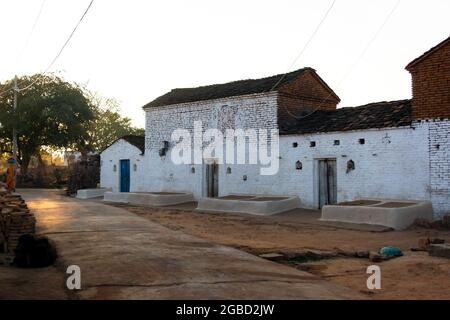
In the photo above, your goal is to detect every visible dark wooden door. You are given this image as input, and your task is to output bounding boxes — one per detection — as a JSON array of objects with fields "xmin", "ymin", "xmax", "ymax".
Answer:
[
  {"xmin": 318, "ymin": 159, "xmax": 337, "ymax": 208},
  {"xmin": 206, "ymin": 163, "xmax": 219, "ymax": 198}
]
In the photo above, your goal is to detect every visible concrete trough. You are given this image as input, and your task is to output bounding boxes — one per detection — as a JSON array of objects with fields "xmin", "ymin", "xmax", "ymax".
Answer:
[
  {"xmin": 196, "ymin": 194, "xmax": 300, "ymax": 215},
  {"xmin": 321, "ymin": 199, "xmax": 433, "ymax": 230},
  {"xmin": 76, "ymin": 188, "xmax": 111, "ymax": 199},
  {"xmin": 103, "ymin": 191, "xmax": 194, "ymax": 207}
]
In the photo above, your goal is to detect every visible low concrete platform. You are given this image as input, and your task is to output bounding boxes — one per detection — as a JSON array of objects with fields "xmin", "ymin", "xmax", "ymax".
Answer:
[
  {"xmin": 76, "ymin": 188, "xmax": 111, "ymax": 199},
  {"xmin": 196, "ymin": 194, "xmax": 301, "ymax": 215},
  {"xmin": 321, "ymin": 198, "xmax": 433, "ymax": 230},
  {"xmin": 103, "ymin": 191, "xmax": 194, "ymax": 207}
]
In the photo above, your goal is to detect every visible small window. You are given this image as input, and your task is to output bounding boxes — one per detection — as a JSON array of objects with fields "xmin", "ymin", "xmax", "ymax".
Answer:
[
  {"xmin": 310, "ymin": 141, "xmax": 316, "ymax": 147},
  {"xmin": 243, "ymin": 175, "xmax": 248, "ymax": 181},
  {"xmin": 191, "ymin": 167, "xmax": 195, "ymax": 174},
  {"xmin": 133, "ymin": 164, "xmax": 137, "ymax": 171},
  {"xmin": 113, "ymin": 164, "xmax": 117, "ymax": 172},
  {"xmin": 295, "ymin": 161, "xmax": 302, "ymax": 170},
  {"xmin": 334, "ymin": 140, "xmax": 340, "ymax": 146},
  {"xmin": 226, "ymin": 167, "xmax": 232, "ymax": 174},
  {"xmin": 293, "ymin": 142, "xmax": 298, "ymax": 148},
  {"xmin": 359, "ymin": 138, "xmax": 365, "ymax": 145}
]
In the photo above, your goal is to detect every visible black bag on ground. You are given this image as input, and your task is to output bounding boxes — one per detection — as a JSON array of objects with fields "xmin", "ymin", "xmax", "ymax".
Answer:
[{"xmin": 13, "ymin": 234, "xmax": 57, "ymax": 268}]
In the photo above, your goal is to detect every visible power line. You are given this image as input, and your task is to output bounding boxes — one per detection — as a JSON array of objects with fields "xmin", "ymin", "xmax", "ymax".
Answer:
[
  {"xmin": 18, "ymin": 0, "xmax": 95, "ymax": 92},
  {"xmin": 1, "ymin": 0, "xmax": 47, "ymax": 98},
  {"xmin": 6, "ymin": 0, "xmax": 95, "ymax": 171},
  {"xmin": 1, "ymin": 0, "xmax": 95, "ymax": 97},
  {"xmin": 336, "ymin": 0, "xmax": 401, "ymax": 90},
  {"xmin": 285, "ymin": 0, "xmax": 401, "ymax": 121},
  {"xmin": 16, "ymin": 0, "xmax": 47, "ymax": 71},
  {"xmin": 270, "ymin": 0, "xmax": 337, "ymax": 91}
]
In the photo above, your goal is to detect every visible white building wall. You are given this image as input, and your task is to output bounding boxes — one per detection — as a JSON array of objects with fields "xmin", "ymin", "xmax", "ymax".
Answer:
[
  {"xmin": 423, "ymin": 120, "xmax": 450, "ymax": 217},
  {"xmin": 100, "ymin": 139, "xmax": 145, "ymax": 192},
  {"xmin": 144, "ymin": 93, "xmax": 278, "ymax": 198},
  {"xmin": 134, "ymin": 94, "xmax": 449, "ymax": 217},
  {"xmin": 221, "ymin": 125, "xmax": 431, "ymax": 209}
]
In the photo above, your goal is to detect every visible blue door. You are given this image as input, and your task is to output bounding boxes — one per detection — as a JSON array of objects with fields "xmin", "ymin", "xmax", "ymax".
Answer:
[{"xmin": 120, "ymin": 159, "xmax": 130, "ymax": 192}]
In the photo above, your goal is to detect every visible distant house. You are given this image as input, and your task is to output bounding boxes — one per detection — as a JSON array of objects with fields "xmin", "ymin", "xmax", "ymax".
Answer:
[
  {"xmin": 100, "ymin": 36, "xmax": 450, "ymax": 216},
  {"xmin": 100, "ymin": 135, "xmax": 144, "ymax": 193}
]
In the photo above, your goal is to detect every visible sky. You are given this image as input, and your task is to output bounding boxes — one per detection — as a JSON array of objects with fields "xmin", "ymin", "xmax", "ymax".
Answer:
[{"xmin": 0, "ymin": 0, "xmax": 449, "ymax": 128}]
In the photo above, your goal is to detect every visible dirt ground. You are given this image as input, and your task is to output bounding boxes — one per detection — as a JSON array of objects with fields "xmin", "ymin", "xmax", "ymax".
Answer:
[
  {"xmin": 2, "ymin": 190, "xmax": 364, "ymax": 300},
  {"xmin": 115, "ymin": 203, "xmax": 450, "ymax": 300},
  {"xmin": 0, "ymin": 264, "xmax": 70, "ymax": 300}
]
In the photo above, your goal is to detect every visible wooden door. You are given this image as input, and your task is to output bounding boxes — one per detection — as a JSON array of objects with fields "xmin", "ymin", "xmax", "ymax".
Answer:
[
  {"xmin": 318, "ymin": 159, "xmax": 337, "ymax": 208},
  {"xmin": 206, "ymin": 162, "xmax": 219, "ymax": 198}
]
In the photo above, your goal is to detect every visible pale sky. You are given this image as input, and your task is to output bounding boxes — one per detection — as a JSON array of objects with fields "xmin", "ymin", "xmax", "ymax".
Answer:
[{"xmin": 1, "ymin": 0, "xmax": 449, "ymax": 128}]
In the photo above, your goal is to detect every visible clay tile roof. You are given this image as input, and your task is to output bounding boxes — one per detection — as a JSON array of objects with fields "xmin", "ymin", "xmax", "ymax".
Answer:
[
  {"xmin": 143, "ymin": 68, "xmax": 313, "ymax": 108},
  {"xmin": 279, "ymin": 99, "xmax": 412, "ymax": 135},
  {"xmin": 406, "ymin": 35, "xmax": 450, "ymax": 70},
  {"xmin": 120, "ymin": 135, "xmax": 145, "ymax": 153}
]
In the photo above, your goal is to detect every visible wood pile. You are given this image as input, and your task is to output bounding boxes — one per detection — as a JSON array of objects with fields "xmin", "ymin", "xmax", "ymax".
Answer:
[{"xmin": 0, "ymin": 191, "xmax": 36, "ymax": 254}]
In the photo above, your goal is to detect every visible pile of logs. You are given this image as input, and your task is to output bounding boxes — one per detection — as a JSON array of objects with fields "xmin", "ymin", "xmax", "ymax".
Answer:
[{"xmin": 0, "ymin": 191, "xmax": 36, "ymax": 254}]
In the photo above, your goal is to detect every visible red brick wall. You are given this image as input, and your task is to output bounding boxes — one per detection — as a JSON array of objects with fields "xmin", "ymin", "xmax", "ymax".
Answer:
[
  {"xmin": 408, "ymin": 40, "xmax": 450, "ymax": 119},
  {"xmin": 276, "ymin": 70, "xmax": 339, "ymax": 123}
]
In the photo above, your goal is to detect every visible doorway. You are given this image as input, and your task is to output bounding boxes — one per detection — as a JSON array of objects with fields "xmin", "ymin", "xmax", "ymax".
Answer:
[
  {"xmin": 205, "ymin": 162, "xmax": 219, "ymax": 198},
  {"xmin": 120, "ymin": 159, "xmax": 130, "ymax": 192},
  {"xmin": 318, "ymin": 159, "xmax": 337, "ymax": 208}
]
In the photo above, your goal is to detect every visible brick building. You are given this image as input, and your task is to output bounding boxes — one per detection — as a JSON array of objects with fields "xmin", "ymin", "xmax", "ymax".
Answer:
[
  {"xmin": 406, "ymin": 36, "xmax": 450, "ymax": 119},
  {"xmin": 407, "ymin": 36, "xmax": 450, "ymax": 215},
  {"xmin": 100, "ymin": 37, "xmax": 450, "ymax": 217}
]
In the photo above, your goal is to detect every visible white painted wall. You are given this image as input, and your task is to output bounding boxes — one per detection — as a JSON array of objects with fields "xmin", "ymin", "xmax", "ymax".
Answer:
[
  {"xmin": 102, "ymin": 124, "xmax": 432, "ymax": 209},
  {"xmin": 420, "ymin": 120, "xmax": 450, "ymax": 217},
  {"xmin": 100, "ymin": 139, "xmax": 145, "ymax": 192},
  {"xmin": 143, "ymin": 92, "xmax": 278, "ymax": 198},
  {"xmin": 220, "ymin": 125, "xmax": 431, "ymax": 208},
  {"xmin": 142, "ymin": 90, "xmax": 432, "ymax": 209},
  {"xmin": 98, "ymin": 92, "xmax": 449, "ymax": 218}
]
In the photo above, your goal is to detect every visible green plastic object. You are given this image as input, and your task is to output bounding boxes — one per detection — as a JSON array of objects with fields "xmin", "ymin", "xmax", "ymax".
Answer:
[{"xmin": 380, "ymin": 246, "xmax": 403, "ymax": 257}]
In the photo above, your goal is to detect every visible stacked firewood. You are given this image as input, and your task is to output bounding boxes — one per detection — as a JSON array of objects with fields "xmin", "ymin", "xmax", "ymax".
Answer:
[{"xmin": 0, "ymin": 191, "xmax": 36, "ymax": 254}]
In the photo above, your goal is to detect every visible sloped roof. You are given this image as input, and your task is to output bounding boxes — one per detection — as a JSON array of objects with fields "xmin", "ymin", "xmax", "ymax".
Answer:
[
  {"xmin": 121, "ymin": 135, "xmax": 145, "ymax": 153},
  {"xmin": 144, "ymin": 68, "xmax": 318, "ymax": 108},
  {"xmin": 406, "ymin": 36, "xmax": 450, "ymax": 70},
  {"xmin": 279, "ymin": 99, "xmax": 412, "ymax": 135},
  {"xmin": 101, "ymin": 135, "xmax": 145, "ymax": 154}
]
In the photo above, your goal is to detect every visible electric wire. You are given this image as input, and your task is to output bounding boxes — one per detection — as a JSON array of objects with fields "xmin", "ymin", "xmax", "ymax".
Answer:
[
  {"xmin": 16, "ymin": 0, "xmax": 47, "ymax": 71},
  {"xmin": 285, "ymin": 0, "xmax": 401, "ymax": 121},
  {"xmin": 18, "ymin": 0, "xmax": 95, "ymax": 92},
  {"xmin": 270, "ymin": 0, "xmax": 337, "ymax": 92}
]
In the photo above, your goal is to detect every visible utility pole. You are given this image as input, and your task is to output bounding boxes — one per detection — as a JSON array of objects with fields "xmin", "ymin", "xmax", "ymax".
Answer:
[
  {"xmin": 12, "ymin": 75, "xmax": 18, "ymax": 184},
  {"xmin": 12, "ymin": 75, "xmax": 18, "ymax": 158}
]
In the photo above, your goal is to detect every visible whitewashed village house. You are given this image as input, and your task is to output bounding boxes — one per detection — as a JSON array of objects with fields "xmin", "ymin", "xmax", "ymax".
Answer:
[
  {"xmin": 100, "ymin": 135, "xmax": 145, "ymax": 193},
  {"xmin": 100, "ymin": 37, "xmax": 450, "ymax": 217}
]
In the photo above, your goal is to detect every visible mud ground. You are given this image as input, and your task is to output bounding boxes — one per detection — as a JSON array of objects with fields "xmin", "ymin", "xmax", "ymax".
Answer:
[{"xmin": 117, "ymin": 204, "xmax": 450, "ymax": 300}]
